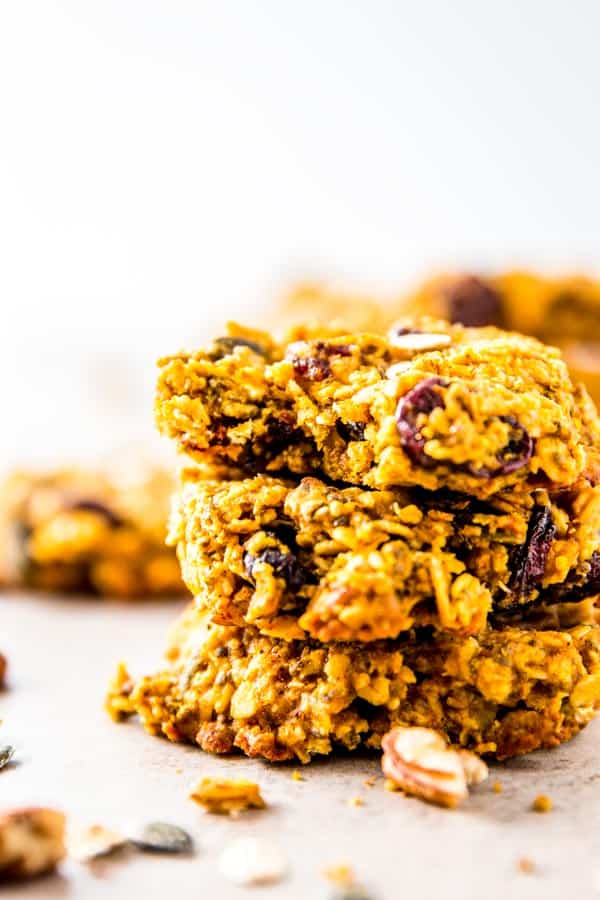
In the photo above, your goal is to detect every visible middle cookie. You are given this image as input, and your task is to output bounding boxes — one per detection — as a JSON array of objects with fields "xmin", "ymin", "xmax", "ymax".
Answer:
[{"xmin": 169, "ymin": 470, "xmax": 600, "ymax": 642}]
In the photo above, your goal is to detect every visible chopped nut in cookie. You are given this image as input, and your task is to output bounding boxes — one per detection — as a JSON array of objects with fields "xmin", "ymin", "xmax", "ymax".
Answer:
[{"xmin": 381, "ymin": 726, "xmax": 488, "ymax": 808}]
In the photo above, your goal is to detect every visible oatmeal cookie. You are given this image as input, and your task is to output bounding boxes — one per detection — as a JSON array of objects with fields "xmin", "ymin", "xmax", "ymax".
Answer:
[
  {"xmin": 106, "ymin": 604, "xmax": 600, "ymax": 763},
  {"xmin": 0, "ymin": 467, "xmax": 185, "ymax": 598},
  {"xmin": 156, "ymin": 322, "xmax": 599, "ymax": 497},
  {"xmin": 403, "ymin": 271, "xmax": 600, "ymax": 404},
  {"xmin": 168, "ymin": 469, "xmax": 600, "ymax": 641}
]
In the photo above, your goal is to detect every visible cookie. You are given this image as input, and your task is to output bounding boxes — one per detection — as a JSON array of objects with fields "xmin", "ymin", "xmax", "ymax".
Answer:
[{"xmin": 106, "ymin": 604, "xmax": 600, "ymax": 763}]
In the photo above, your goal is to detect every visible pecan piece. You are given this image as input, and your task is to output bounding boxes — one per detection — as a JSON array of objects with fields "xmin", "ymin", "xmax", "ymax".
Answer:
[
  {"xmin": 381, "ymin": 726, "xmax": 488, "ymax": 808},
  {"xmin": 0, "ymin": 807, "xmax": 66, "ymax": 880}
]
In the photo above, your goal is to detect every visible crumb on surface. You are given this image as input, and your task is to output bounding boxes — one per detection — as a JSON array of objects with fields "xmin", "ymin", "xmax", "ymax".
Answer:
[
  {"xmin": 189, "ymin": 776, "xmax": 265, "ymax": 815},
  {"xmin": 322, "ymin": 863, "xmax": 354, "ymax": 887},
  {"xmin": 493, "ymin": 781, "xmax": 503, "ymax": 794},
  {"xmin": 517, "ymin": 857, "xmax": 535, "ymax": 874},
  {"xmin": 348, "ymin": 796, "xmax": 364, "ymax": 807},
  {"xmin": 292, "ymin": 769, "xmax": 304, "ymax": 781},
  {"xmin": 532, "ymin": 794, "xmax": 553, "ymax": 813},
  {"xmin": 363, "ymin": 777, "xmax": 376, "ymax": 788}
]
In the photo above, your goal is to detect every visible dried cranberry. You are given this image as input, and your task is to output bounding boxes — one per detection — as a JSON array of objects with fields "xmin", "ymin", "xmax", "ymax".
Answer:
[
  {"xmin": 395, "ymin": 377, "xmax": 447, "ymax": 466},
  {"xmin": 243, "ymin": 545, "xmax": 305, "ymax": 592},
  {"xmin": 336, "ymin": 420, "xmax": 366, "ymax": 442},
  {"xmin": 211, "ymin": 336, "xmax": 267, "ymax": 358},
  {"xmin": 443, "ymin": 276, "xmax": 505, "ymax": 327},
  {"xmin": 548, "ymin": 551, "xmax": 600, "ymax": 604},
  {"xmin": 289, "ymin": 341, "xmax": 352, "ymax": 382},
  {"xmin": 397, "ymin": 380, "xmax": 533, "ymax": 478},
  {"xmin": 509, "ymin": 505, "xmax": 556, "ymax": 597},
  {"xmin": 470, "ymin": 416, "xmax": 533, "ymax": 478},
  {"xmin": 68, "ymin": 500, "xmax": 123, "ymax": 528}
]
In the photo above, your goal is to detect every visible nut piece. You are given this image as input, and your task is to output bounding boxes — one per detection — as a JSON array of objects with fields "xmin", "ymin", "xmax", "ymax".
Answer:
[
  {"xmin": 218, "ymin": 837, "xmax": 287, "ymax": 885},
  {"xmin": 67, "ymin": 824, "xmax": 127, "ymax": 862},
  {"xmin": 0, "ymin": 807, "xmax": 66, "ymax": 880},
  {"xmin": 381, "ymin": 726, "xmax": 488, "ymax": 808},
  {"xmin": 189, "ymin": 777, "xmax": 266, "ymax": 815},
  {"xmin": 129, "ymin": 821, "xmax": 193, "ymax": 854},
  {"xmin": 0, "ymin": 746, "xmax": 15, "ymax": 771},
  {"xmin": 388, "ymin": 329, "xmax": 452, "ymax": 354}
]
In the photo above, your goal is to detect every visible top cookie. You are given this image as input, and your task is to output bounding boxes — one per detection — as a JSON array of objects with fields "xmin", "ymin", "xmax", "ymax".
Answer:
[{"xmin": 156, "ymin": 320, "xmax": 600, "ymax": 498}]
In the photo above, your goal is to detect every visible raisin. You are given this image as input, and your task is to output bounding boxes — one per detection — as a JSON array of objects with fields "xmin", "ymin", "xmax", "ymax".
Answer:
[
  {"xmin": 509, "ymin": 505, "xmax": 556, "ymax": 597},
  {"xmin": 443, "ymin": 276, "xmax": 505, "ymax": 327},
  {"xmin": 289, "ymin": 341, "xmax": 352, "ymax": 382},
  {"xmin": 243, "ymin": 545, "xmax": 305, "ymax": 592},
  {"xmin": 68, "ymin": 500, "xmax": 123, "ymax": 528},
  {"xmin": 211, "ymin": 336, "xmax": 267, "ymax": 359},
  {"xmin": 336, "ymin": 420, "xmax": 366, "ymax": 442},
  {"xmin": 395, "ymin": 377, "xmax": 447, "ymax": 467},
  {"xmin": 264, "ymin": 413, "xmax": 298, "ymax": 454}
]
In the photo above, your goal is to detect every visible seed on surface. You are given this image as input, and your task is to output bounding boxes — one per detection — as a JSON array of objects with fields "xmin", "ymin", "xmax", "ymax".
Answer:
[
  {"xmin": 0, "ymin": 746, "xmax": 15, "ymax": 770},
  {"xmin": 130, "ymin": 821, "xmax": 193, "ymax": 854},
  {"xmin": 532, "ymin": 794, "xmax": 553, "ymax": 813},
  {"xmin": 68, "ymin": 824, "xmax": 127, "ymax": 862},
  {"xmin": 218, "ymin": 837, "xmax": 287, "ymax": 886}
]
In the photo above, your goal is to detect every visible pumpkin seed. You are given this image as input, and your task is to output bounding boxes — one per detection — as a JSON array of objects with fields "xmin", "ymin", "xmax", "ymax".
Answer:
[
  {"xmin": 130, "ymin": 821, "xmax": 193, "ymax": 854},
  {"xmin": 0, "ymin": 745, "xmax": 14, "ymax": 770}
]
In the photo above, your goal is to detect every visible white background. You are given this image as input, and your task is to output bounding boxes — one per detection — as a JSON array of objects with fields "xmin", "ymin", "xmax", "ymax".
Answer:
[{"xmin": 2, "ymin": 1, "xmax": 599, "ymax": 465}]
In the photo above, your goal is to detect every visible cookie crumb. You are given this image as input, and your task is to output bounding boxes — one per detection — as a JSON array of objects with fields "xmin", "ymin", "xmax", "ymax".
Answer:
[
  {"xmin": 348, "ymin": 796, "xmax": 364, "ymax": 807},
  {"xmin": 363, "ymin": 777, "xmax": 376, "ymax": 788},
  {"xmin": 323, "ymin": 863, "xmax": 354, "ymax": 887},
  {"xmin": 292, "ymin": 769, "xmax": 304, "ymax": 782},
  {"xmin": 532, "ymin": 794, "xmax": 552, "ymax": 813},
  {"xmin": 493, "ymin": 781, "xmax": 503, "ymax": 794},
  {"xmin": 517, "ymin": 857, "xmax": 535, "ymax": 874},
  {"xmin": 189, "ymin": 776, "xmax": 265, "ymax": 815}
]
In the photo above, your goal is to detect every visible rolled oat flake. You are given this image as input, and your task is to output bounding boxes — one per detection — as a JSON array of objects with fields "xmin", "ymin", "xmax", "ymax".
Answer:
[
  {"xmin": 0, "ymin": 745, "xmax": 14, "ymax": 770},
  {"xmin": 218, "ymin": 836, "xmax": 288, "ymax": 886},
  {"xmin": 130, "ymin": 821, "xmax": 193, "ymax": 853}
]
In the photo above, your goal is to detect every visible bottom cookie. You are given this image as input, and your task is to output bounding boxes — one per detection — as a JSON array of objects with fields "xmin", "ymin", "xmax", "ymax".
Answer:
[{"xmin": 106, "ymin": 604, "xmax": 600, "ymax": 762}]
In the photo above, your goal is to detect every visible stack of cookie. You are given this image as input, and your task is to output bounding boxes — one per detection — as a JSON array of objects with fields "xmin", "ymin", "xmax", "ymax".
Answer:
[{"xmin": 108, "ymin": 319, "xmax": 600, "ymax": 762}]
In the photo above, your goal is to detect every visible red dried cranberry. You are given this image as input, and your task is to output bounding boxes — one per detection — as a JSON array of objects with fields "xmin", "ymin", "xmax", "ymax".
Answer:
[
  {"xmin": 289, "ymin": 342, "xmax": 352, "ymax": 382},
  {"xmin": 243, "ymin": 545, "xmax": 305, "ymax": 592},
  {"xmin": 395, "ymin": 377, "xmax": 447, "ymax": 467},
  {"xmin": 509, "ymin": 505, "xmax": 556, "ymax": 596},
  {"xmin": 443, "ymin": 276, "xmax": 505, "ymax": 327}
]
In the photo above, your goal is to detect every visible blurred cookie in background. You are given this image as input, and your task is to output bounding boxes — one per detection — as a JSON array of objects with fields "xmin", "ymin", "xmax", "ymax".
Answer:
[
  {"xmin": 0, "ymin": 465, "xmax": 185, "ymax": 600},
  {"xmin": 402, "ymin": 271, "xmax": 600, "ymax": 405},
  {"xmin": 275, "ymin": 281, "xmax": 393, "ymax": 340}
]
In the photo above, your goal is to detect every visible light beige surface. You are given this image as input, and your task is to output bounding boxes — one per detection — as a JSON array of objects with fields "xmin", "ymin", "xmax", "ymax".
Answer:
[{"xmin": 1, "ymin": 593, "xmax": 599, "ymax": 899}]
